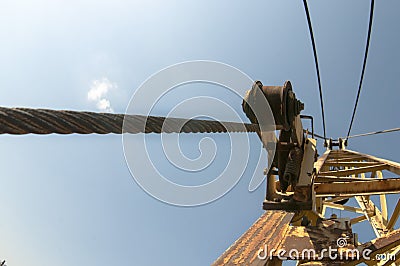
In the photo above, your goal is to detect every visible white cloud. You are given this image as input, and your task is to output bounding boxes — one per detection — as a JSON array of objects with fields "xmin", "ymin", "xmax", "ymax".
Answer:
[
  {"xmin": 96, "ymin": 98, "xmax": 112, "ymax": 110},
  {"xmin": 87, "ymin": 78, "xmax": 116, "ymax": 112}
]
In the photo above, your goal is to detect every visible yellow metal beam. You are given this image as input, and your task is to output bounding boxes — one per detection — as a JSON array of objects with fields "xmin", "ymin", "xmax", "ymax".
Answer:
[
  {"xmin": 345, "ymin": 150, "xmax": 400, "ymax": 175},
  {"xmin": 325, "ymin": 156, "xmax": 367, "ymax": 162},
  {"xmin": 319, "ymin": 164, "xmax": 388, "ymax": 177},
  {"xmin": 350, "ymin": 215, "xmax": 368, "ymax": 225},
  {"xmin": 323, "ymin": 202, "xmax": 364, "ymax": 214},
  {"xmin": 314, "ymin": 150, "xmax": 331, "ymax": 174},
  {"xmin": 323, "ymin": 196, "xmax": 351, "ymax": 203},
  {"xmin": 378, "ymin": 171, "xmax": 388, "ymax": 225},
  {"xmin": 387, "ymin": 199, "xmax": 400, "ymax": 231},
  {"xmin": 356, "ymin": 196, "xmax": 387, "ymax": 238},
  {"xmin": 314, "ymin": 178, "xmax": 400, "ymax": 197},
  {"xmin": 323, "ymin": 161, "xmax": 380, "ymax": 167},
  {"xmin": 315, "ymin": 176, "xmax": 377, "ymax": 182}
]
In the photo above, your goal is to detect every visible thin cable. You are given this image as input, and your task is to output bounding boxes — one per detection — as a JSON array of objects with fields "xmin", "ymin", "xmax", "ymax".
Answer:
[
  {"xmin": 302, "ymin": 0, "xmax": 327, "ymax": 140},
  {"xmin": 345, "ymin": 127, "xmax": 400, "ymax": 139},
  {"xmin": 302, "ymin": 129, "xmax": 325, "ymax": 140},
  {"xmin": 313, "ymin": 132, "xmax": 326, "ymax": 140},
  {"xmin": 346, "ymin": 0, "xmax": 375, "ymax": 139}
]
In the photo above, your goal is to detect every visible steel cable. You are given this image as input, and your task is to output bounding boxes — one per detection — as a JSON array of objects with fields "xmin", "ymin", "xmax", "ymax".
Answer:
[
  {"xmin": 345, "ymin": 127, "xmax": 400, "ymax": 139},
  {"xmin": 346, "ymin": 0, "xmax": 375, "ymax": 139},
  {"xmin": 302, "ymin": 0, "xmax": 327, "ymax": 140},
  {"xmin": 0, "ymin": 107, "xmax": 260, "ymax": 135}
]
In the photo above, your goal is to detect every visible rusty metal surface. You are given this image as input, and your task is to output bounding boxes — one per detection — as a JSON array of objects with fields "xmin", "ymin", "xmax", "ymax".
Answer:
[
  {"xmin": 212, "ymin": 211, "xmax": 294, "ymax": 266},
  {"xmin": 213, "ymin": 148, "xmax": 400, "ymax": 265},
  {"xmin": 0, "ymin": 107, "xmax": 260, "ymax": 134},
  {"xmin": 242, "ymin": 80, "xmax": 303, "ymax": 131},
  {"xmin": 362, "ymin": 228, "xmax": 400, "ymax": 253},
  {"xmin": 276, "ymin": 218, "xmax": 355, "ymax": 261},
  {"xmin": 342, "ymin": 229, "xmax": 400, "ymax": 266},
  {"xmin": 263, "ymin": 198, "xmax": 313, "ymax": 211},
  {"xmin": 213, "ymin": 211, "xmax": 359, "ymax": 265}
]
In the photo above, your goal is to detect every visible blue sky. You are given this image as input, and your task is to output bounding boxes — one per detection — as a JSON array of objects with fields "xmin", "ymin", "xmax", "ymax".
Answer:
[{"xmin": 0, "ymin": 1, "xmax": 399, "ymax": 265}]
